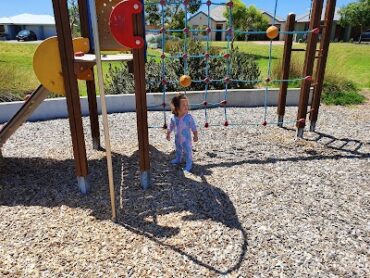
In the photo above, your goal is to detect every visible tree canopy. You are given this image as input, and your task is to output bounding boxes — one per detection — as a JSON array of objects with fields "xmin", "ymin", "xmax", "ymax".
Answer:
[
  {"xmin": 145, "ymin": 0, "xmax": 201, "ymax": 36},
  {"xmin": 339, "ymin": 0, "xmax": 370, "ymax": 31},
  {"xmin": 223, "ymin": 0, "xmax": 269, "ymax": 40}
]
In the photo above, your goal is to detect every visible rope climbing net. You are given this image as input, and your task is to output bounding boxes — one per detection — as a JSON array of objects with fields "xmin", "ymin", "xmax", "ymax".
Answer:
[{"xmin": 144, "ymin": 0, "xmax": 316, "ymax": 128}]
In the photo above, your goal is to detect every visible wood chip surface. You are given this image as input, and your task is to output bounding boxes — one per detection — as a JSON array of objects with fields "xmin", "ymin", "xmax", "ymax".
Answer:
[{"xmin": 1, "ymin": 105, "xmax": 369, "ymax": 277}]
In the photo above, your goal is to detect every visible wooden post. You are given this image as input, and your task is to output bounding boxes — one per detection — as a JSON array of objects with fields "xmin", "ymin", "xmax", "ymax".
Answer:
[
  {"xmin": 296, "ymin": 0, "xmax": 324, "ymax": 138},
  {"xmin": 133, "ymin": 1, "xmax": 151, "ymax": 189},
  {"xmin": 277, "ymin": 13, "xmax": 296, "ymax": 127},
  {"xmin": 78, "ymin": 0, "xmax": 101, "ymax": 150},
  {"xmin": 309, "ymin": 0, "xmax": 337, "ymax": 131},
  {"xmin": 52, "ymin": 0, "xmax": 89, "ymax": 193}
]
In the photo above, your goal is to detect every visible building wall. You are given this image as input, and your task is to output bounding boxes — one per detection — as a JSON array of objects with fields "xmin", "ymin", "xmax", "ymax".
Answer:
[
  {"xmin": 43, "ymin": 25, "xmax": 57, "ymax": 38},
  {"xmin": 188, "ymin": 14, "xmax": 226, "ymax": 41},
  {"xmin": 2, "ymin": 24, "xmax": 56, "ymax": 40}
]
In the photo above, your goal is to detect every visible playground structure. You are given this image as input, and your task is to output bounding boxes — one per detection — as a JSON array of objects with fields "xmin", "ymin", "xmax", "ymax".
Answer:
[{"xmin": 0, "ymin": 0, "xmax": 337, "ymax": 222}]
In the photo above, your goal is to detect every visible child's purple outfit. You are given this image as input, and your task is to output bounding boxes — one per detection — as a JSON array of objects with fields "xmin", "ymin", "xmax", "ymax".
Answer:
[{"xmin": 168, "ymin": 113, "xmax": 197, "ymax": 171}]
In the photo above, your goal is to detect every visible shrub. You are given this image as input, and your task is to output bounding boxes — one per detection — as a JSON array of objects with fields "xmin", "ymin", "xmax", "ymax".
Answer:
[
  {"xmin": 106, "ymin": 40, "xmax": 261, "ymax": 93},
  {"xmin": 106, "ymin": 59, "xmax": 180, "ymax": 94},
  {"xmin": 322, "ymin": 73, "xmax": 366, "ymax": 105}
]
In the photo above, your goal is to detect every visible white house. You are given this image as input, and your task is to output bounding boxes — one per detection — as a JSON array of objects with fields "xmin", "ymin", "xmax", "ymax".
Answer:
[
  {"xmin": 188, "ymin": 6, "xmax": 228, "ymax": 41},
  {"xmin": 295, "ymin": 9, "xmax": 354, "ymax": 42},
  {"xmin": 0, "ymin": 14, "xmax": 56, "ymax": 40},
  {"xmin": 188, "ymin": 6, "xmax": 286, "ymax": 41}
]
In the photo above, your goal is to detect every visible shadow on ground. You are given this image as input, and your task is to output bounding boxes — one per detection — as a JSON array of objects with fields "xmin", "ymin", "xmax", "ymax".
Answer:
[{"xmin": 0, "ymin": 145, "xmax": 247, "ymax": 275}]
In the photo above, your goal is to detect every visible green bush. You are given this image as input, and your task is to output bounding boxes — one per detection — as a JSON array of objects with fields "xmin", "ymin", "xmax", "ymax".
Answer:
[
  {"xmin": 322, "ymin": 74, "xmax": 366, "ymax": 105},
  {"xmin": 106, "ymin": 59, "xmax": 180, "ymax": 94},
  {"xmin": 106, "ymin": 40, "xmax": 260, "ymax": 93}
]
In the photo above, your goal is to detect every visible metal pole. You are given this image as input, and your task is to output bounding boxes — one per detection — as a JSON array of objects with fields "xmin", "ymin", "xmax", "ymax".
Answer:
[
  {"xmin": 277, "ymin": 13, "xmax": 296, "ymax": 127},
  {"xmin": 87, "ymin": 0, "xmax": 117, "ymax": 222},
  {"xmin": 309, "ymin": 0, "xmax": 337, "ymax": 131},
  {"xmin": 296, "ymin": 0, "xmax": 324, "ymax": 138}
]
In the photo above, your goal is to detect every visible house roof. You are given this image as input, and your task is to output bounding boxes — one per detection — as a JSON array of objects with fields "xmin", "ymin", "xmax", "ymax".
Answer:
[
  {"xmin": 0, "ymin": 14, "xmax": 55, "ymax": 25},
  {"xmin": 191, "ymin": 5, "xmax": 284, "ymax": 23},
  {"xmin": 296, "ymin": 8, "xmax": 341, "ymax": 22},
  {"xmin": 210, "ymin": 5, "xmax": 227, "ymax": 22},
  {"xmin": 261, "ymin": 11, "xmax": 284, "ymax": 23}
]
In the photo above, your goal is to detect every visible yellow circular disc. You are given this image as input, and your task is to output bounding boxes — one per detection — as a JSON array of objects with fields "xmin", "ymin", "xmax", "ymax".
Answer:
[
  {"xmin": 266, "ymin": 26, "xmax": 279, "ymax": 40},
  {"xmin": 179, "ymin": 75, "xmax": 192, "ymax": 87},
  {"xmin": 33, "ymin": 37, "xmax": 91, "ymax": 95},
  {"xmin": 33, "ymin": 36, "xmax": 65, "ymax": 95}
]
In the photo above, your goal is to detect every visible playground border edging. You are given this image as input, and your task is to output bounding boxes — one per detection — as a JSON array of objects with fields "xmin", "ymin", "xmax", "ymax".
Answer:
[{"xmin": 0, "ymin": 88, "xmax": 311, "ymax": 123}]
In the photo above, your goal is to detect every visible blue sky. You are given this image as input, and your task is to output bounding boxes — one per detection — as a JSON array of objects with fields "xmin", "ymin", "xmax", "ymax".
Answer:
[{"xmin": 0, "ymin": 0, "xmax": 355, "ymax": 18}]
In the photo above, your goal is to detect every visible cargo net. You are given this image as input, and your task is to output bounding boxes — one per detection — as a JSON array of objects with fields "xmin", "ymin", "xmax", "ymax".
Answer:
[{"xmin": 144, "ymin": 0, "xmax": 314, "ymax": 128}]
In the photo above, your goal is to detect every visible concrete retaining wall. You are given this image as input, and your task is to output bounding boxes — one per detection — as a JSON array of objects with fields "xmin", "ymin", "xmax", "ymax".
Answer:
[{"xmin": 0, "ymin": 88, "xmax": 310, "ymax": 123}]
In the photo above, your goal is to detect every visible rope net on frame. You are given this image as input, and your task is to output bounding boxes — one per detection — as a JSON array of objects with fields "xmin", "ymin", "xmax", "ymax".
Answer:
[{"xmin": 144, "ymin": 0, "xmax": 315, "ymax": 129}]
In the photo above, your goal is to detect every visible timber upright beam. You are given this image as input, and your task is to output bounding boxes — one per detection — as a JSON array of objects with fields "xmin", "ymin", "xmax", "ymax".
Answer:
[
  {"xmin": 296, "ymin": 0, "xmax": 324, "ymax": 138},
  {"xmin": 78, "ymin": 0, "xmax": 101, "ymax": 150},
  {"xmin": 277, "ymin": 13, "xmax": 296, "ymax": 127},
  {"xmin": 52, "ymin": 0, "xmax": 89, "ymax": 193},
  {"xmin": 309, "ymin": 0, "xmax": 337, "ymax": 131},
  {"xmin": 132, "ymin": 0, "xmax": 151, "ymax": 189}
]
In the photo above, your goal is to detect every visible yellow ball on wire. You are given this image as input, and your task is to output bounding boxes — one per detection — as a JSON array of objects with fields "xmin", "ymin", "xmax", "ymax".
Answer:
[
  {"xmin": 179, "ymin": 75, "xmax": 192, "ymax": 88},
  {"xmin": 266, "ymin": 26, "xmax": 279, "ymax": 40}
]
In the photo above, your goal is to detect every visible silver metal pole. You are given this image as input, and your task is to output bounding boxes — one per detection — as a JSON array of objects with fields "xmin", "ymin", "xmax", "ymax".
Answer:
[{"xmin": 88, "ymin": 0, "xmax": 117, "ymax": 222}]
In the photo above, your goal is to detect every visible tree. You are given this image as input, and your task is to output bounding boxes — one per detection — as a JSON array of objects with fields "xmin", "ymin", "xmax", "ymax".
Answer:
[
  {"xmin": 224, "ymin": 0, "xmax": 269, "ymax": 47},
  {"xmin": 339, "ymin": 0, "xmax": 370, "ymax": 33},
  {"xmin": 145, "ymin": 0, "xmax": 201, "ymax": 31},
  {"xmin": 243, "ymin": 5, "xmax": 269, "ymax": 39},
  {"xmin": 68, "ymin": 0, "xmax": 80, "ymax": 37}
]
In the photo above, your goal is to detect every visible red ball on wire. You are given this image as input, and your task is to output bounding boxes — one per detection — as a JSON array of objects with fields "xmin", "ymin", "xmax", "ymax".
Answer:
[
  {"xmin": 224, "ymin": 121, "xmax": 229, "ymax": 127},
  {"xmin": 262, "ymin": 120, "xmax": 267, "ymax": 126},
  {"xmin": 226, "ymin": 1, "xmax": 233, "ymax": 8},
  {"xmin": 312, "ymin": 28, "xmax": 320, "ymax": 35},
  {"xmin": 204, "ymin": 122, "xmax": 209, "ymax": 128},
  {"xmin": 298, "ymin": 118, "xmax": 306, "ymax": 125}
]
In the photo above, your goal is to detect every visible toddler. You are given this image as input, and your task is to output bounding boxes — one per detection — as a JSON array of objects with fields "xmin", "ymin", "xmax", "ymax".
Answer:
[{"xmin": 166, "ymin": 94, "xmax": 198, "ymax": 172}]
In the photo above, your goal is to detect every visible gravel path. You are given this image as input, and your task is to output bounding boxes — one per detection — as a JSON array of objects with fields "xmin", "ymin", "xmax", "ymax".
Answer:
[{"xmin": 1, "ymin": 104, "xmax": 369, "ymax": 277}]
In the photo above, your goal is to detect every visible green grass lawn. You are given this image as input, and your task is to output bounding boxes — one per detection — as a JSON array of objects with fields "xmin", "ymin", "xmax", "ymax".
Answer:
[
  {"xmin": 211, "ymin": 41, "xmax": 370, "ymax": 89},
  {"xmin": 1, "ymin": 41, "xmax": 369, "ymax": 101}
]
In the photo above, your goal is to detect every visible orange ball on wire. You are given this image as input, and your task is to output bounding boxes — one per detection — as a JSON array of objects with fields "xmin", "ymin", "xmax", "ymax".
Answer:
[
  {"xmin": 179, "ymin": 75, "xmax": 192, "ymax": 87},
  {"xmin": 266, "ymin": 26, "xmax": 279, "ymax": 40}
]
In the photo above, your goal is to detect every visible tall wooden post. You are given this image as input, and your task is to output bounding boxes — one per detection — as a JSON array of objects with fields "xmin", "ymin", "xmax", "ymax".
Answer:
[
  {"xmin": 78, "ymin": 0, "xmax": 101, "ymax": 149},
  {"xmin": 52, "ymin": 0, "xmax": 89, "ymax": 193},
  {"xmin": 296, "ymin": 0, "xmax": 324, "ymax": 138},
  {"xmin": 133, "ymin": 1, "xmax": 151, "ymax": 189},
  {"xmin": 277, "ymin": 13, "xmax": 296, "ymax": 127},
  {"xmin": 309, "ymin": 0, "xmax": 337, "ymax": 131}
]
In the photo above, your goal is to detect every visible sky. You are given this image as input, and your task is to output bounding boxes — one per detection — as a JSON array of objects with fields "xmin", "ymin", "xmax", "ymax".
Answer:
[{"xmin": 0, "ymin": 0, "xmax": 355, "ymax": 18}]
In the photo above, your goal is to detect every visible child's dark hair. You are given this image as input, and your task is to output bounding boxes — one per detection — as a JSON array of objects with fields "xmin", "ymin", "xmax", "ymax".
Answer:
[{"xmin": 170, "ymin": 93, "xmax": 187, "ymax": 116}]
